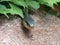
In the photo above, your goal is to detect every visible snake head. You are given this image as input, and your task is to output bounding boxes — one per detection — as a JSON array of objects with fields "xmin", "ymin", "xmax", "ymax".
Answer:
[{"xmin": 22, "ymin": 15, "xmax": 35, "ymax": 29}]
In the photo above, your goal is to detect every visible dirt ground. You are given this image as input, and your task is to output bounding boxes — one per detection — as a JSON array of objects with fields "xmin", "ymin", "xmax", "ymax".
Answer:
[{"xmin": 0, "ymin": 12, "xmax": 60, "ymax": 45}]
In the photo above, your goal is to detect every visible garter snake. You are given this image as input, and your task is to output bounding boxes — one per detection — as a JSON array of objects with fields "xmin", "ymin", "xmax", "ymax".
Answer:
[{"xmin": 22, "ymin": 8, "xmax": 35, "ymax": 30}]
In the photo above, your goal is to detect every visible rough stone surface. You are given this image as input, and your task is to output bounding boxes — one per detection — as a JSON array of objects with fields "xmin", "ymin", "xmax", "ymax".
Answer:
[{"xmin": 0, "ymin": 12, "xmax": 60, "ymax": 45}]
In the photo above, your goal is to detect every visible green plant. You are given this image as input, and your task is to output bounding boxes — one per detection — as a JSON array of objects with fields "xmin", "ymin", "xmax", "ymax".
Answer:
[
  {"xmin": 38, "ymin": 0, "xmax": 60, "ymax": 8},
  {"xmin": 0, "ymin": 0, "xmax": 40, "ymax": 18},
  {"xmin": 38, "ymin": 0, "xmax": 60, "ymax": 16},
  {"xmin": 0, "ymin": 0, "xmax": 60, "ymax": 18}
]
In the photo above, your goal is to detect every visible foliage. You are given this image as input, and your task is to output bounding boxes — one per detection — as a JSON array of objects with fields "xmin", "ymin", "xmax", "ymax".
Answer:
[
  {"xmin": 0, "ymin": 0, "xmax": 60, "ymax": 18},
  {"xmin": 38, "ymin": 0, "xmax": 60, "ymax": 8}
]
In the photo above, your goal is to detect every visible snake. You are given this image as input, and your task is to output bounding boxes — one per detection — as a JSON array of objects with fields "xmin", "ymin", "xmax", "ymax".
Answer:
[{"xmin": 22, "ymin": 8, "xmax": 35, "ymax": 30}]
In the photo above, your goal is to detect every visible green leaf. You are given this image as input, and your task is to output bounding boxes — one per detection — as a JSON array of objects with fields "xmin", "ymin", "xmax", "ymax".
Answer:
[
  {"xmin": 27, "ymin": 1, "xmax": 40, "ymax": 9},
  {"xmin": 39, "ymin": 0, "xmax": 60, "ymax": 8},
  {"xmin": 0, "ymin": 4, "xmax": 9, "ymax": 18},
  {"xmin": 0, "ymin": 0, "xmax": 11, "ymax": 2},
  {"xmin": 0, "ymin": 3, "xmax": 24, "ymax": 18},
  {"xmin": 11, "ymin": 0, "xmax": 27, "ymax": 8},
  {"xmin": 9, "ymin": 3, "xmax": 24, "ymax": 18},
  {"xmin": 0, "ymin": 0, "xmax": 27, "ymax": 8}
]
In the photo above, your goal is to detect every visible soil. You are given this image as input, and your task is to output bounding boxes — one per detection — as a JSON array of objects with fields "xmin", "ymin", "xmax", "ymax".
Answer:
[{"xmin": 0, "ymin": 11, "xmax": 60, "ymax": 45}]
